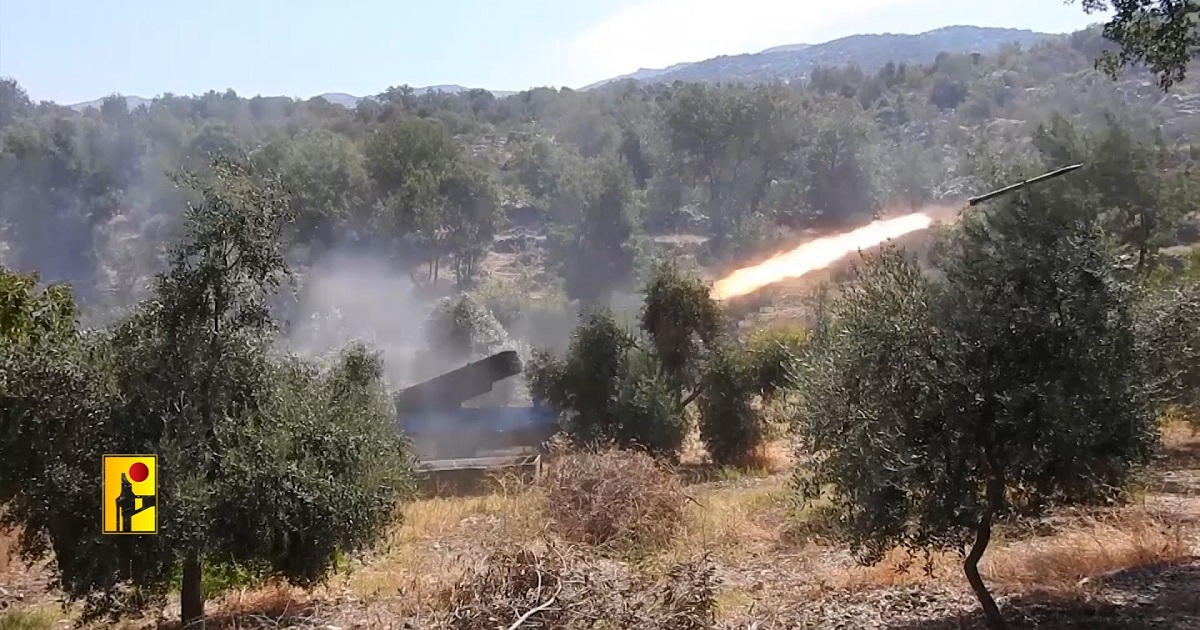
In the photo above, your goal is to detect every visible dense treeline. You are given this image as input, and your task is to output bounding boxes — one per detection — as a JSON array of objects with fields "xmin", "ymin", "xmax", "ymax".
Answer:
[{"xmin": 1, "ymin": 26, "xmax": 1197, "ymax": 315}]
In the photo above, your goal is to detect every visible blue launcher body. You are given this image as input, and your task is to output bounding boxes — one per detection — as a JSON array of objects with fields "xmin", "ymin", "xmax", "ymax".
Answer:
[{"xmin": 393, "ymin": 350, "xmax": 561, "ymax": 460}]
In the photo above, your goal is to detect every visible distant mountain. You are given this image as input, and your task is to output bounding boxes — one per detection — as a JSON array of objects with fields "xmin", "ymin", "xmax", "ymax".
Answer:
[
  {"xmin": 67, "ymin": 95, "xmax": 156, "ymax": 111},
  {"xmin": 64, "ymin": 26, "xmax": 1057, "ymax": 110},
  {"xmin": 68, "ymin": 84, "xmax": 517, "ymax": 111},
  {"xmin": 312, "ymin": 92, "xmax": 361, "ymax": 108},
  {"xmin": 585, "ymin": 26, "xmax": 1057, "ymax": 88},
  {"xmin": 405, "ymin": 85, "xmax": 518, "ymax": 98},
  {"xmin": 581, "ymin": 62, "xmax": 698, "ymax": 90},
  {"xmin": 759, "ymin": 43, "xmax": 813, "ymax": 54}
]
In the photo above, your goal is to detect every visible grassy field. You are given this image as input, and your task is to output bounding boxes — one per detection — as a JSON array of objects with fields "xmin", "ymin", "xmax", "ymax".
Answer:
[{"xmin": 2, "ymin": 421, "xmax": 1197, "ymax": 629}]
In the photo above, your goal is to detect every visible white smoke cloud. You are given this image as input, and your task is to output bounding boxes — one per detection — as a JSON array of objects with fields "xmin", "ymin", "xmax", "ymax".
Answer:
[{"xmin": 285, "ymin": 251, "xmax": 430, "ymax": 390}]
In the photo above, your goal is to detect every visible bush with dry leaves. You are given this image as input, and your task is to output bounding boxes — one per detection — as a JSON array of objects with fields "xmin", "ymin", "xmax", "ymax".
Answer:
[
  {"xmin": 438, "ymin": 541, "xmax": 718, "ymax": 630},
  {"xmin": 540, "ymin": 448, "xmax": 686, "ymax": 551}
]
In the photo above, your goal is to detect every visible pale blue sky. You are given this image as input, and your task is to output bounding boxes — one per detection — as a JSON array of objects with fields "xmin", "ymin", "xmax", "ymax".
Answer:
[{"xmin": 0, "ymin": 0, "xmax": 1106, "ymax": 104}]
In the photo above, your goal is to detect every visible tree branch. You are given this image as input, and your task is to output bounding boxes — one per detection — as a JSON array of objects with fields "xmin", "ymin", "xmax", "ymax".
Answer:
[
  {"xmin": 679, "ymin": 385, "xmax": 705, "ymax": 411},
  {"xmin": 505, "ymin": 576, "xmax": 562, "ymax": 630}
]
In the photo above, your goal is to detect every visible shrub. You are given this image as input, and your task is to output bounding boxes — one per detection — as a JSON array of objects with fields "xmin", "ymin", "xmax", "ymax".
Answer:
[
  {"xmin": 745, "ymin": 325, "xmax": 808, "ymax": 392},
  {"xmin": 639, "ymin": 257, "xmax": 725, "ymax": 406},
  {"xmin": 528, "ymin": 310, "xmax": 688, "ymax": 458},
  {"xmin": 422, "ymin": 292, "xmax": 508, "ymax": 364},
  {"xmin": 697, "ymin": 330, "xmax": 801, "ymax": 467},
  {"xmin": 610, "ymin": 347, "xmax": 690, "ymax": 456},
  {"xmin": 440, "ymin": 541, "xmax": 718, "ymax": 630},
  {"xmin": 541, "ymin": 449, "xmax": 685, "ymax": 550},
  {"xmin": 1135, "ymin": 281, "xmax": 1200, "ymax": 424},
  {"xmin": 697, "ymin": 343, "xmax": 759, "ymax": 466}
]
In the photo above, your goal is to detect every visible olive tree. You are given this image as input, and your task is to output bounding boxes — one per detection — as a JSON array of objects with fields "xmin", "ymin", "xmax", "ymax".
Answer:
[
  {"xmin": 696, "ymin": 330, "xmax": 801, "ymax": 467},
  {"xmin": 0, "ymin": 267, "xmax": 78, "ymax": 347},
  {"xmin": 527, "ymin": 308, "xmax": 686, "ymax": 458},
  {"xmin": 639, "ymin": 257, "xmax": 725, "ymax": 410},
  {"xmin": 0, "ymin": 267, "xmax": 87, "ymax": 518},
  {"xmin": 0, "ymin": 156, "xmax": 415, "ymax": 627},
  {"xmin": 792, "ymin": 182, "xmax": 1158, "ymax": 630},
  {"xmin": 1075, "ymin": 0, "xmax": 1200, "ymax": 90},
  {"xmin": 531, "ymin": 257, "xmax": 801, "ymax": 464},
  {"xmin": 1135, "ymin": 280, "xmax": 1200, "ymax": 423},
  {"xmin": 530, "ymin": 257, "xmax": 735, "ymax": 459}
]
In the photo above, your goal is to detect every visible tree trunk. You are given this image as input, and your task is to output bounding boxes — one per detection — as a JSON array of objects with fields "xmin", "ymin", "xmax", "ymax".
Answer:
[
  {"xmin": 180, "ymin": 549, "xmax": 205, "ymax": 629},
  {"xmin": 964, "ymin": 473, "xmax": 1007, "ymax": 630}
]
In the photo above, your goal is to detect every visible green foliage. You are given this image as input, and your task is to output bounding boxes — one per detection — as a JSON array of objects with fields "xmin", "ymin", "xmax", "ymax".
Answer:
[
  {"xmin": 0, "ymin": 23, "xmax": 1197, "ymax": 628},
  {"xmin": 441, "ymin": 162, "xmax": 500, "ymax": 287},
  {"xmin": 610, "ymin": 346, "xmax": 689, "ymax": 458},
  {"xmin": 191, "ymin": 560, "xmax": 272, "ymax": 597},
  {"xmin": 697, "ymin": 342, "xmax": 761, "ymax": 466},
  {"xmin": 660, "ymin": 83, "xmax": 807, "ymax": 252},
  {"xmin": 0, "ymin": 268, "xmax": 78, "ymax": 348},
  {"xmin": 1135, "ymin": 281, "xmax": 1200, "ymax": 417},
  {"xmin": 1032, "ymin": 113, "xmax": 1193, "ymax": 272},
  {"xmin": 1185, "ymin": 246, "xmax": 1200, "ymax": 282},
  {"xmin": 1077, "ymin": 0, "xmax": 1200, "ymax": 89},
  {"xmin": 3, "ymin": 27, "xmax": 1199, "ymax": 306},
  {"xmin": 0, "ymin": 18, "xmax": 1198, "ymax": 630},
  {"xmin": 792, "ymin": 184, "xmax": 1158, "ymax": 627},
  {"xmin": 362, "ymin": 116, "xmax": 477, "ymax": 282},
  {"xmin": 536, "ymin": 259, "xmax": 805, "ymax": 465},
  {"xmin": 268, "ymin": 129, "xmax": 372, "ymax": 249},
  {"xmin": 639, "ymin": 258, "xmax": 725, "ymax": 400},
  {"xmin": 744, "ymin": 326, "xmax": 807, "ymax": 396},
  {"xmin": 422, "ymin": 292, "xmax": 508, "ymax": 365},
  {"xmin": 804, "ymin": 102, "xmax": 881, "ymax": 226},
  {"xmin": 528, "ymin": 309, "xmax": 636, "ymax": 447},
  {"xmin": 207, "ymin": 345, "xmax": 414, "ymax": 580},
  {"xmin": 548, "ymin": 158, "xmax": 640, "ymax": 305},
  {"xmin": 364, "ymin": 117, "xmax": 459, "ymax": 199},
  {"xmin": 696, "ymin": 326, "xmax": 804, "ymax": 467},
  {"xmin": 535, "ymin": 259, "xmax": 801, "ymax": 465},
  {"xmin": 0, "ymin": 267, "xmax": 95, "ymax": 533},
  {"xmin": 527, "ymin": 309, "xmax": 687, "ymax": 458},
  {"xmin": 0, "ymin": 157, "xmax": 414, "ymax": 626}
]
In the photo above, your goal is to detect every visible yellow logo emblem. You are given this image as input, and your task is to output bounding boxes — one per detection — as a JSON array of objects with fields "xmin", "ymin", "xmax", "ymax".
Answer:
[{"xmin": 102, "ymin": 455, "xmax": 158, "ymax": 535}]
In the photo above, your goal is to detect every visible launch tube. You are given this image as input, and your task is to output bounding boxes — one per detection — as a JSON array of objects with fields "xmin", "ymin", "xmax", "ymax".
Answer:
[{"xmin": 967, "ymin": 163, "xmax": 1084, "ymax": 206}]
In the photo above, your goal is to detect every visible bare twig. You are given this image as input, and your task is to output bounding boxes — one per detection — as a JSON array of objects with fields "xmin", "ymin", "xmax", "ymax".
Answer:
[{"xmin": 505, "ymin": 578, "xmax": 563, "ymax": 630}]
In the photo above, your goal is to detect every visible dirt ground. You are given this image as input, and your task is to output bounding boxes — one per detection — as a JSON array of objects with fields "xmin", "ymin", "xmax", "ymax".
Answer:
[{"xmin": 2, "ymin": 423, "xmax": 1198, "ymax": 630}]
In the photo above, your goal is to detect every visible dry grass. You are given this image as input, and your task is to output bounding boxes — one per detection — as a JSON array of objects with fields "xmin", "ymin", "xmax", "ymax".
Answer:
[
  {"xmin": 189, "ymin": 584, "xmax": 317, "ymax": 629},
  {"xmin": 669, "ymin": 477, "xmax": 789, "ymax": 558},
  {"xmin": 0, "ymin": 526, "xmax": 15, "ymax": 574},
  {"xmin": 984, "ymin": 510, "xmax": 1192, "ymax": 590},
  {"xmin": 343, "ymin": 488, "xmax": 545, "ymax": 613},
  {"xmin": 716, "ymin": 440, "xmax": 792, "ymax": 474},
  {"xmin": 4, "ymin": 436, "xmax": 1199, "ymax": 628},
  {"xmin": 0, "ymin": 608, "xmax": 58, "ymax": 630},
  {"xmin": 1162, "ymin": 416, "xmax": 1199, "ymax": 455},
  {"xmin": 826, "ymin": 509, "xmax": 1193, "ymax": 594},
  {"xmin": 676, "ymin": 435, "xmax": 792, "ymax": 484}
]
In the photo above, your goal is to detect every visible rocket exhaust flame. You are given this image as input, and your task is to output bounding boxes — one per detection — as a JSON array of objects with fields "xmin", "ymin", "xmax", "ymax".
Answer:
[{"xmin": 710, "ymin": 213, "xmax": 935, "ymax": 301}]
